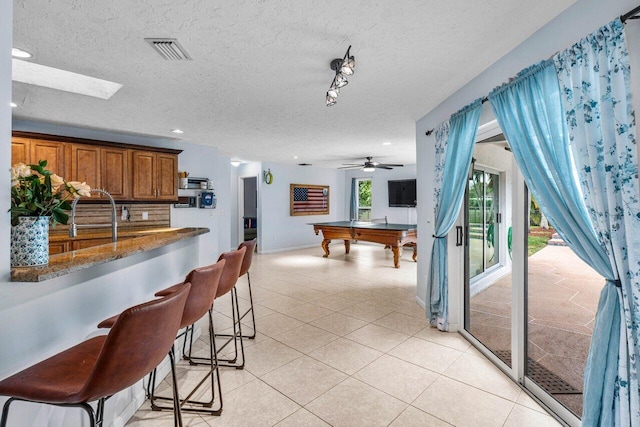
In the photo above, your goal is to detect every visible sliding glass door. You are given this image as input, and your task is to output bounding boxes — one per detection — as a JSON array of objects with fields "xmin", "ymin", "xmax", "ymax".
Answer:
[
  {"xmin": 463, "ymin": 131, "xmax": 601, "ymax": 426},
  {"xmin": 468, "ymin": 169, "xmax": 500, "ymax": 279},
  {"xmin": 464, "ymin": 141, "xmax": 511, "ymax": 368}
]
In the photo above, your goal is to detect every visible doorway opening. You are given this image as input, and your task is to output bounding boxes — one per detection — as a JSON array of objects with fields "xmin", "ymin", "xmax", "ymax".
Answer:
[
  {"xmin": 462, "ymin": 127, "xmax": 602, "ymax": 426},
  {"xmin": 240, "ymin": 176, "xmax": 258, "ymax": 243}
]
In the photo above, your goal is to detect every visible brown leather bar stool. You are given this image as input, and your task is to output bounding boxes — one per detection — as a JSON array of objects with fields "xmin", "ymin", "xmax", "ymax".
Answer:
[
  {"xmin": 216, "ymin": 239, "xmax": 258, "ymax": 340},
  {"xmin": 234, "ymin": 239, "xmax": 258, "ymax": 339},
  {"xmin": 0, "ymin": 283, "xmax": 190, "ymax": 427},
  {"xmin": 98, "ymin": 260, "xmax": 226, "ymax": 416},
  {"xmin": 149, "ymin": 260, "xmax": 226, "ymax": 415},
  {"xmin": 186, "ymin": 247, "xmax": 246, "ymax": 370}
]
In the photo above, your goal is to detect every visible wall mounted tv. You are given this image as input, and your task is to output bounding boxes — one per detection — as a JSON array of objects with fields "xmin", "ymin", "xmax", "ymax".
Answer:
[{"xmin": 388, "ymin": 179, "xmax": 417, "ymax": 207}]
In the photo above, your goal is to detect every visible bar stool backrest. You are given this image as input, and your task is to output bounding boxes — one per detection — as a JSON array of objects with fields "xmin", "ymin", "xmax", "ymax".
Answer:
[
  {"xmin": 215, "ymin": 247, "xmax": 246, "ymax": 298},
  {"xmin": 80, "ymin": 283, "xmax": 191, "ymax": 402},
  {"xmin": 181, "ymin": 259, "xmax": 225, "ymax": 327},
  {"xmin": 237, "ymin": 239, "xmax": 257, "ymax": 277}
]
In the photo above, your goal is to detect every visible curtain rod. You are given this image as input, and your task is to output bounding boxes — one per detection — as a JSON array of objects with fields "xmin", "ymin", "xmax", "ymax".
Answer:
[
  {"xmin": 425, "ymin": 6, "xmax": 640, "ymax": 137},
  {"xmin": 622, "ymin": 4, "xmax": 640, "ymax": 22},
  {"xmin": 425, "ymin": 97, "xmax": 487, "ymax": 136}
]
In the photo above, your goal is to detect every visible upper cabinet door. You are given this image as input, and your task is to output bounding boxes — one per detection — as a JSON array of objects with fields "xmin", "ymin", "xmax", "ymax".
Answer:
[
  {"xmin": 11, "ymin": 137, "xmax": 30, "ymax": 166},
  {"xmin": 156, "ymin": 153, "xmax": 178, "ymax": 200},
  {"xmin": 101, "ymin": 147, "xmax": 130, "ymax": 200},
  {"xmin": 30, "ymin": 139, "xmax": 65, "ymax": 175},
  {"xmin": 67, "ymin": 144, "xmax": 101, "ymax": 191},
  {"xmin": 131, "ymin": 150, "xmax": 156, "ymax": 199}
]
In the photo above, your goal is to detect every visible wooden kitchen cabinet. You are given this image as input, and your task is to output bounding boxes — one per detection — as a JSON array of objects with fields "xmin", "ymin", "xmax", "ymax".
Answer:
[
  {"xmin": 49, "ymin": 241, "xmax": 70, "ymax": 255},
  {"xmin": 71, "ymin": 238, "xmax": 113, "ymax": 251},
  {"xmin": 11, "ymin": 137, "xmax": 30, "ymax": 166},
  {"xmin": 132, "ymin": 150, "xmax": 178, "ymax": 201},
  {"xmin": 101, "ymin": 147, "xmax": 130, "ymax": 200},
  {"xmin": 67, "ymin": 144, "xmax": 101, "ymax": 190},
  {"xmin": 11, "ymin": 137, "xmax": 65, "ymax": 175},
  {"xmin": 11, "ymin": 132, "xmax": 180, "ymax": 203},
  {"xmin": 157, "ymin": 153, "xmax": 178, "ymax": 200},
  {"xmin": 31, "ymin": 139, "xmax": 65, "ymax": 175}
]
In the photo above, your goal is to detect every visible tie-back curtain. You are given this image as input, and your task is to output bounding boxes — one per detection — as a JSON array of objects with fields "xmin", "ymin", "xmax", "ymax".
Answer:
[
  {"xmin": 555, "ymin": 19, "xmax": 640, "ymax": 426},
  {"xmin": 427, "ymin": 98, "xmax": 482, "ymax": 331},
  {"xmin": 488, "ymin": 18, "xmax": 639, "ymax": 426},
  {"xmin": 488, "ymin": 61, "xmax": 611, "ymax": 276},
  {"xmin": 350, "ymin": 178, "xmax": 357, "ymax": 221}
]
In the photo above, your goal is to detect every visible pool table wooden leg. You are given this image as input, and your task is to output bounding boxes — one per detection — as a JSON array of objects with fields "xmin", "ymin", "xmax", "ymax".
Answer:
[
  {"xmin": 321, "ymin": 239, "xmax": 330, "ymax": 257},
  {"xmin": 412, "ymin": 245, "xmax": 417, "ymax": 262},
  {"xmin": 392, "ymin": 246, "xmax": 400, "ymax": 268},
  {"xmin": 344, "ymin": 240, "xmax": 350, "ymax": 254}
]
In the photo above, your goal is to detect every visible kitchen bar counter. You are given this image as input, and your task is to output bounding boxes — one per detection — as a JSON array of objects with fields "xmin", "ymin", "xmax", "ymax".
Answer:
[
  {"xmin": 11, "ymin": 227, "xmax": 209, "ymax": 282},
  {"xmin": 48, "ymin": 226, "xmax": 183, "ymax": 242}
]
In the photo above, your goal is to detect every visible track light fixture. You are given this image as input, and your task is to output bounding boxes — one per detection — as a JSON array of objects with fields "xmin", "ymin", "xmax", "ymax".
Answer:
[{"xmin": 326, "ymin": 45, "xmax": 355, "ymax": 107}]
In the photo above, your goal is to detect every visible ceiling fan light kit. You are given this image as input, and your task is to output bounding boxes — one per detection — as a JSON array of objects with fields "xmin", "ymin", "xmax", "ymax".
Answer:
[
  {"xmin": 338, "ymin": 156, "xmax": 404, "ymax": 172},
  {"xmin": 326, "ymin": 45, "xmax": 355, "ymax": 107}
]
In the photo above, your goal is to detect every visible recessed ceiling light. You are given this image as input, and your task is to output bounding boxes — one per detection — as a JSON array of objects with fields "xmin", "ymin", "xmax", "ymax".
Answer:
[
  {"xmin": 171, "ymin": 129, "xmax": 184, "ymax": 134},
  {"xmin": 230, "ymin": 160, "xmax": 241, "ymax": 167},
  {"xmin": 293, "ymin": 155, "xmax": 298, "ymax": 159},
  {"xmin": 382, "ymin": 142, "xmax": 392, "ymax": 146},
  {"xmin": 12, "ymin": 48, "xmax": 32, "ymax": 59},
  {"xmin": 12, "ymin": 59, "xmax": 122, "ymax": 99},
  {"xmin": 10, "ymin": 102, "xmax": 17, "ymax": 108}
]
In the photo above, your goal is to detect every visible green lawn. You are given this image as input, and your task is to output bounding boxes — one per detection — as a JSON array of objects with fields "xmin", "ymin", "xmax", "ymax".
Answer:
[{"xmin": 528, "ymin": 235, "xmax": 550, "ymax": 256}]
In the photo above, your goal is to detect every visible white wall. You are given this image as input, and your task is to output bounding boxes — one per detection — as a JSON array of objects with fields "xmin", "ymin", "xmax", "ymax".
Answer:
[
  {"xmin": 343, "ymin": 165, "xmax": 417, "ymax": 224},
  {"xmin": 0, "ymin": 0, "xmax": 11, "ymax": 287},
  {"xmin": 415, "ymin": 0, "xmax": 640, "ymax": 330},
  {"xmin": 259, "ymin": 162, "xmax": 346, "ymax": 254}
]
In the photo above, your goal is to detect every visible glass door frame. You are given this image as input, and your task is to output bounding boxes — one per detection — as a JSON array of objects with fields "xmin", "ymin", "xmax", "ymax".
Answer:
[{"xmin": 461, "ymin": 164, "xmax": 581, "ymax": 427}]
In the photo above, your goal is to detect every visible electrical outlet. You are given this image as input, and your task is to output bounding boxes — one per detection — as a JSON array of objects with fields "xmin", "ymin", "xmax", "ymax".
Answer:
[
  {"xmin": 121, "ymin": 206, "xmax": 128, "ymax": 221},
  {"xmin": 142, "ymin": 211, "xmax": 148, "ymax": 220}
]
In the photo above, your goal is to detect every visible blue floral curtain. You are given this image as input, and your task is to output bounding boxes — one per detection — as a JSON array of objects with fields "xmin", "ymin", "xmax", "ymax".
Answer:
[
  {"xmin": 489, "ymin": 61, "xmax": 611, "ymax": 274},
  {"xmin": 428, "ymin": 99, "xmax": 482, "ymax": 330},
  {"xmin": 555, "ymin": 19, "xmax": 640, "ymax": 426},
  {"xmin": 350, "ymin": 178, "xmax": 357, "ymax": 220}
]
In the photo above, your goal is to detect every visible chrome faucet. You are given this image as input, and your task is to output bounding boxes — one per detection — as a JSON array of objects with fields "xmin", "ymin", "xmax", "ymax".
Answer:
[{"xmin": 69, "ymin": 188, "xmax": 118, "ymax": 242}]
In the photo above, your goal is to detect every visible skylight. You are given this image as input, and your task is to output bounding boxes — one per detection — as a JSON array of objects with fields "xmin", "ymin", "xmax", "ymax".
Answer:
[{"xmin": 12, "ymin": 59, "xmax": 123, "ymax": 100}]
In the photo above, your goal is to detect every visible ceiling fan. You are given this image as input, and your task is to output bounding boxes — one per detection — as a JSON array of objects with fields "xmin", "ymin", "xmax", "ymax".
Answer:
[{"xmin": 338, "ymin": 157, "xmax": 404, "ymax": 171}]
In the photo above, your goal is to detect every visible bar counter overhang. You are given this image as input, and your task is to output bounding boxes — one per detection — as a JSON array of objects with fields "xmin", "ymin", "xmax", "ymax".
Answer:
[{"xmin": 0, "ymin": 227, "xmax": 210, "ymax": 426}]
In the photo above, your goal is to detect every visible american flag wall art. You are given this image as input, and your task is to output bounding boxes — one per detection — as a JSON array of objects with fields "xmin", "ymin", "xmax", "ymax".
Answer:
[{"xmin": 290, "ymin": 184, "xmax": 330, "ymax": 215}]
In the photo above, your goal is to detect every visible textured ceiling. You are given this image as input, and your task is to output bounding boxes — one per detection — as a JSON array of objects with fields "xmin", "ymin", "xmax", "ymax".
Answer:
[{"xmin": 12, "ymin": 0, "xmax": 576, "ymax": 168}]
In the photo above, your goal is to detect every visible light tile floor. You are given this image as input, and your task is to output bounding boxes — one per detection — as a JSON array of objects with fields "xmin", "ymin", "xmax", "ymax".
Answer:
[{"xmin": 128, "ymin": 243, "xmax": 561, "ymax": 426}]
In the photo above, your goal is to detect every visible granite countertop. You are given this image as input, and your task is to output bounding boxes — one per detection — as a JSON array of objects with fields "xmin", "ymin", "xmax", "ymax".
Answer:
[
  {"xmin": 11, "ymin": 227, "xmax": 209, "ymax": 282},
  {"xmin": 49, "ymin": 226, "xmax": 180, "ymax": 242}
]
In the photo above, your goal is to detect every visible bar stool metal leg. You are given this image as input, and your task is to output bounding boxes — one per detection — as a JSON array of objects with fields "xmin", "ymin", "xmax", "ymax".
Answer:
[
  {"xmin": 150, "ymin": 311, "xmax": 223, "ymax": 415},
  {"xmin": 0, "ymin": 398, "xmax": 102, "ymax": 427}
]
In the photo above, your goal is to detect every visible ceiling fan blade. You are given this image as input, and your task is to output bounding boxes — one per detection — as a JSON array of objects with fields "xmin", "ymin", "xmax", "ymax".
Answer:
[
  {"xmin": 337, "ymin": 165, "xmax": 362, "ymax": 169},
  {"xmin": 375, "ymin": 165, "xmax": 393, "ymax": 170},
  {"xmin": 341, "ymin": 163, "xmax": 364, "ymax": 166},
  {"xmin": 378, "ymin": 163, "xmax": 404, "ymax": 167}
]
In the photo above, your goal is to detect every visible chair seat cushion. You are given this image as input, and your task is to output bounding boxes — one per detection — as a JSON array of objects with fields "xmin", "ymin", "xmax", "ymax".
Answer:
[{"xmin": 0, "ymin": 336, "xmax": 106, "ymax": 404}]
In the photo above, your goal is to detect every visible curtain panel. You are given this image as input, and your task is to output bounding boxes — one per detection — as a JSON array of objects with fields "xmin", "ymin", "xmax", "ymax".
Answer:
[
  {"xmin": 555, "ymin": 19, "xmax": 640, "ymax": 427},
  {"xmin": 488, "ymin": 18, "xmax": 639, "ymax": 426},
  {"xmin": 427, "ymin": 98, "xmax": 482, "ymax": 331},
  {"xmin": 350, "ymin": 177, "xmax": 357, "ymax": 221}
]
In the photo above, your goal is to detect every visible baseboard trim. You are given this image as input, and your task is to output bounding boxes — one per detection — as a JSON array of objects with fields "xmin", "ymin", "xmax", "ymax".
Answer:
[{"xmin": 258, "ymin": 243, "xmax": 319, "ymax": 254}]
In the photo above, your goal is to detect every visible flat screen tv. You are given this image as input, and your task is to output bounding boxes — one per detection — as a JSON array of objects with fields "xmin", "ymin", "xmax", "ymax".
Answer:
[{"xmin": 388, "ymin": 179, "xmax": 417, "ymax": 207}]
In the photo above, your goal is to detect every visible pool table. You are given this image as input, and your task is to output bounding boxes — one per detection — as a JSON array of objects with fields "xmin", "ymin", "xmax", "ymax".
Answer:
[{"xmin": 311, "ymin": 221, "xmax": 417, "ymax": 268}]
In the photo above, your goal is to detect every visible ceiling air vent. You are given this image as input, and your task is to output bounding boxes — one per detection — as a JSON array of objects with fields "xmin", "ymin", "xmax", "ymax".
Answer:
[{"xmin": 145, "ymin": 38, "xmax": 192, "ymax": 60}]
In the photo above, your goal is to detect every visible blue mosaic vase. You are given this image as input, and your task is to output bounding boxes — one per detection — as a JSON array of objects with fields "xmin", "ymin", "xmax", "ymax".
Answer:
[{"xmin": 10, "ymin": 216, "xmax": 50, "ymax": 267}]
